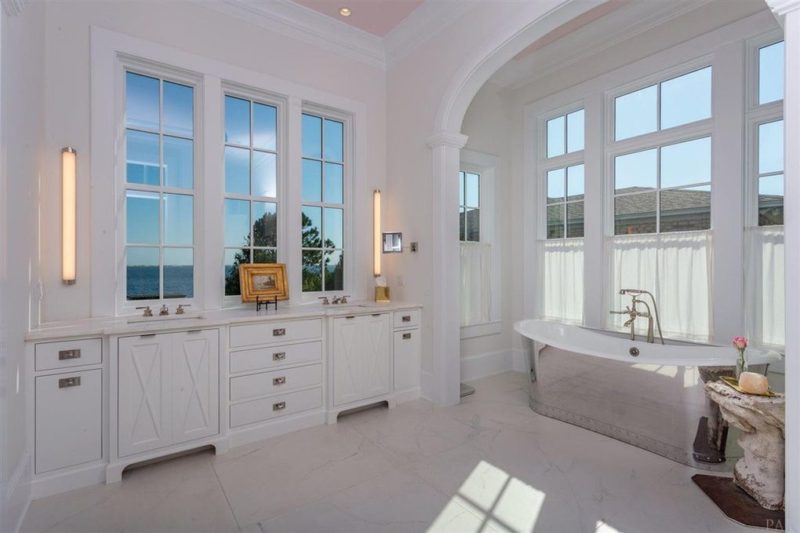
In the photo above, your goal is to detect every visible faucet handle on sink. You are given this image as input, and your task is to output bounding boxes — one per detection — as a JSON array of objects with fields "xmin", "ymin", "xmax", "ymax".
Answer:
[
  {"xmin": 176, "ymin": 304, "xmax": 191, "ymax": 315},
  {"xmin": 136, "ymin": 306, "xmax": 153, "ymax": 317},
  {"xmin": 340, "ymin": 295, "xmax": 350, "ymax": 304},
  {"xmin": 318, "ymin": 296, "xmax": 330, "ymax": 306}
]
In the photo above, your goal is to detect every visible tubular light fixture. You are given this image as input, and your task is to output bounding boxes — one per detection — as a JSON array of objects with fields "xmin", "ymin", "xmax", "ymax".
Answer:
[
  {"xmin": 373, "ymin": 189, "xmax": 381, "ymax": 277},
  {"xmin": 62, "ymin": 147, "xmax": 77, "ymax": 285}
]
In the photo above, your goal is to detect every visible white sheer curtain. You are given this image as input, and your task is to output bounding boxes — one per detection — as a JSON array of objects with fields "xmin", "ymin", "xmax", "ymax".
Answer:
[
  {"xmin": 537, "ymin": 239, "xmax": 584, "ymax": 323},
  {"xmin": 745, "ymin": 226, "xmax": 784, "ymax": 347},
  {"xmin": 460, "ymin": 242, "xmax": 492, "ymax": 326},
  {"xmin": 608, "ymin": 231, "xmax": 712, "ymax": 341}
]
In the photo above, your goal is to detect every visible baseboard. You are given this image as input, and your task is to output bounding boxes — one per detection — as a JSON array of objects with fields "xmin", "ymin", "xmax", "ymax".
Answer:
[
  {"xmin": 31, "ymin": 463, "xmax": 106, "ymax": 500},
  {"xmin": 460, "ymin": 350, "xmax": 516, "ymax": 382},
  {"xmin": 512, "ymin": 348, "xmax": 529, "ymax": 373},
  {"xmin": 2, "ymin": 452, "xmax": 31, "ymax": 533}
]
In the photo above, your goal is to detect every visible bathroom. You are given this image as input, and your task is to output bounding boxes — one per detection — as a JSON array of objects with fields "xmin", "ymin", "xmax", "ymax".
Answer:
[{"xmin": 0, "ymin": 0, "xmax": 797, "ymax": 532}]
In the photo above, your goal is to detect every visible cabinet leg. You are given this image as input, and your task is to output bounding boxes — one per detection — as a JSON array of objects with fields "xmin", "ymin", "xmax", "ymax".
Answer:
[
  {"xmin": 326, "ymin": 411, "xmax": 339, "ymax": 424},
  {"xmin": 387, "ymin": 398, "xmax": 397, "ymax": 410},
  {"xmin": 105, "ymin": 463, "xmax": 125, "ymax": 484}
]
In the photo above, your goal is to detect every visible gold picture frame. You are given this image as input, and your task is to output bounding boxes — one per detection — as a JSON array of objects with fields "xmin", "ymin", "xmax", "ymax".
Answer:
[{"xmin": 239, "ymin": 263, "xmax": 289, "ymax": 303}]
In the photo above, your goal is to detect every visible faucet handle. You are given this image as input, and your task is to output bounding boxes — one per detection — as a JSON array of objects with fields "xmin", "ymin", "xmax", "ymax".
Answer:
[
  {"xmin": 318, "ymin": 296, "xmax": 330, "ymax": 305},
  {"xmin": 159, "ymin": 304, "xmax": 169, "ymax": 316},
  {"xmin": 340, "ymin": 295, "xmax": 350, "ymax": 304},
  {"xmin": 136, "ymin": 306, "xmax": 153, "ymax": 317},
  {"xmin": 176, "ymin": 304, "xmax": 191, "ymax": 315}
]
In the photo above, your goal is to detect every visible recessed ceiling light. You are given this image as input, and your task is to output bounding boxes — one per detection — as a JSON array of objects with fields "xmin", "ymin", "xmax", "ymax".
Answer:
[{"xmin": 339, "ymin": 7, "xmax": 351, "ymax": 17}]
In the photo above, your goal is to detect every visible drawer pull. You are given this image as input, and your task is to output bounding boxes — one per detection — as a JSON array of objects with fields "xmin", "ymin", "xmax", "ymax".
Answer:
[
  {"xmin": 273, "ymin": 376, "xmax": 286, "ymax": 386},
  {"xmin": 345, "ymin": 315, "xmax": 355, "ymax": 319},
  {"xmin": 372, "ymin": 313, "xmax": 382, "ymax": 317},
  {"xmin": 59, "ymin": 376, "xmax": 81, "ymax": 388},
  {"xmin": 273, "ymin": 328, "xmax": 286, "ymax": 337},
  {"xmin": 273, "ymin": 352, "xmax": 287, "ymax": 361},
  {"xmin": 58, "ymin": 349, "xmax": 81, "ymax": 360},
  {"xmin": 273, "ymin": 401, "xmax": 286, "ymax": 411},
  {"xmin": 140, "ymin": 333, "xmax": 156, "ymax": 338},
  {"xmin": 403, "ymin": 333, "xmax": 412, "ymax": 340},
  {"xmin": 187, "ymin": 329, "xmax": 202, "ymax": 334},
  {"xmin": 402, "ymin": 315, "xmax": 412, "ymax": 322}
]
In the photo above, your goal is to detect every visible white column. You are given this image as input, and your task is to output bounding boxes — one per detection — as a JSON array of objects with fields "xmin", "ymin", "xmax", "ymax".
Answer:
[
  {"xmin": 426, "ymin": 131, "xmax": 468, "ymax": 406},
  {"xmin": 766, "ymin": 2, "xmax": 800, "ymax": 530}
]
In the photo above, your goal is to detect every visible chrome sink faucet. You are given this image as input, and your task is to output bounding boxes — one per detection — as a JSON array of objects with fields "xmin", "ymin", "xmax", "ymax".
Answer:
[{"xmin": 610, "ymin": 289, "xmax": 664, "ymax": 344}]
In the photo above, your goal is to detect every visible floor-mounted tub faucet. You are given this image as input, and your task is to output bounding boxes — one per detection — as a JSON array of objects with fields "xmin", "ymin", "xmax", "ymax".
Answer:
[{"xmin": 610, "ymin": 289, "xmax": 665, "ymax": 344}]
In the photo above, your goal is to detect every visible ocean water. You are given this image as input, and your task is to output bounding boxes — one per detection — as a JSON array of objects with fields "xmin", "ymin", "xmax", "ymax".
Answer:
[{"xmin": 127, "ymin": 265, "xmax": 193, "ymax": 300}]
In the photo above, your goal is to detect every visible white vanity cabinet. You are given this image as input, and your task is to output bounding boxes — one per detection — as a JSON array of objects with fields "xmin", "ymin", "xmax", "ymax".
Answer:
[
  {"xmin": 117, "ymin": 329, "xmax": 219, "ymax": 457},
  {"xmin": 331, "ymin": 313, "xmax": 392, "ymax": 408}
]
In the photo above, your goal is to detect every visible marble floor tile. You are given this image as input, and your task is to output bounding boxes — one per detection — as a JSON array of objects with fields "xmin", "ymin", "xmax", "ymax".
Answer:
[{"xmin": 21, "ymin": 372, "xmax": 752, "ymax": 533}]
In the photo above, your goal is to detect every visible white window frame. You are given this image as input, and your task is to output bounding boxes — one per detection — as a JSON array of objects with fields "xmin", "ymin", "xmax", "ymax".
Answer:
[
  {"xmin": 116, "ymin": 58, "xmax": 204, "ymax": 316},
  {"xmin": 299, "ymin": 104, "xmax": 353, "ymax": 299},
  {"xmin": 538, "ymin": 103, "xmax": 586, "ymax": 241},
  {"xmin": 604, "ymin": 57, "xmax": 714, "ymax": 238},
  {"xmin": 221, "ymin": 83, "xmax": 287, "ymax": 308},
  {"xmin": 460, "ymin": 149, "xmax": 501, "ymax": 339}
]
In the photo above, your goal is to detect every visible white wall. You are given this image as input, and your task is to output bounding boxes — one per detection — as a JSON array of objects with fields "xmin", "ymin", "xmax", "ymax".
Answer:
[
  {"xmin": 39, "ymin": 0, "xmax": 387, "ymax": 323},
  {"xmin": 0, "ymin": 2, "xmax": 44, "ymax": 530}
]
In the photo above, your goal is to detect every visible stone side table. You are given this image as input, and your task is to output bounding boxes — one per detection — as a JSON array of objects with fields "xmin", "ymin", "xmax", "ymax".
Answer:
[{"xmin": 704, "ymin": 381, "xmax": 785, "ymax": 511}]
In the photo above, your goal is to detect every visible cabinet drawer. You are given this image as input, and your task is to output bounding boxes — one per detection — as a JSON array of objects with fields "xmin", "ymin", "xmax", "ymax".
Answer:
[
  {"xmin": 35, "ymin": 338, "xmax": 102, "ymax": 371},
  {"xmin": 393, "ymin": 309, "xmax": 420, "ymax": 329},
  {"xmin": 394, "ymin": 329, "xmax": 421, "ymax": 391},
  {"xmin": 230, "ymin": 364, "xmax": 322, "ymax": 402},
  {"xmin": 35, "ymin": 369, "xmax": 102, "ymax": 474},
  {"xmin": 230, "ymin": 319, "xmax": 322, "ymax": 348},
  {"xmin": 230, "ymin": 341, "xmax": 322, "ymax": 374},
  {"xmin": 230, "ymin": 387, "xmax": 322, "ymax": 428}
]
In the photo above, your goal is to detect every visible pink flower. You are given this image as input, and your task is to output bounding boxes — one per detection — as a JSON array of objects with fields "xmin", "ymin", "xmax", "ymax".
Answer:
[{"xmin": 732, "ymin": 336, "xmax": 748, "ymax": 350}]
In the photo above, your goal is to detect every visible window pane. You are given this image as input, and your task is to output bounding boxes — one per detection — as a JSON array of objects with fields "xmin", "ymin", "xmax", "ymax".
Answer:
[
  {"xmin": 302, "ymin": 159, "xmax": 322, "ymax": 202},
  {"xmin": 547, "ymin": 204, "xmax": 564, "ymax": 239},
  {"xmin": 615, "ymin": 85, "xmax": 657, "ymax": 141},
  {"xmin": 661, "ymin": 137, "xmax": 711, "ymax": 188},
  {"xmin": 567, "ymin": 202, "xmax": 584, "ymax": 238},
  {"xmin": 164, "ymin": 193, "xmax": 193, "ymax": 245},
  {"xmin": 252, "ymin": 150, "xmax": 277, "ymax": 198},
  {"xmin": 225, "ymin": 96, "xmax": 250, "ymax": 146},
  {"xmin": 323, "ymin": 119, "xmax": 344, "ymax": 162},
  {"xmin": 324, "ymin": 208, "xmax": 343, "ymax": 249},
  {"xmin": 127, "ymin": 247, "xmax": 159, "ymax": 300},
  {"xmin": 459, "ymin": 172, "xmax": 465, "ymax": 206},
  {"xmin": 302, "ymin": 114, "xmax": 322, "ymax": 159},
  {"xmin": 126, "ymin": 72, "xmax": 159, "ymax": 131},
  {"xmin": 660, "ymin": 185, "xmax": 711, "ymax": 232},
  {"xmin": 615, "ymin": 149, "xmax": 656, "ymax": 192},
  {"xmin": 126, "ymin": 130, "xmax": 160, "ymax": 185},
  {"xmin": 253, "ymin": 249, "xmax": 277, "ymax": 263},
  {"xmin": 324, "ymin": 163, "xmax": 344, "ymax": 204},
  {"xmin": 163, "ymin": 81, "xmax": 193, "ymax": 137},
  {"xmin": 566, "ymin": 110, "xmax": 584, "ymax": 153},
  {"xmin": 163, "ymin": 136, "xmax": 193, "ymax": 189},
  {"xmin": 465, "ymin": 172, "xmax": 480, "ymax": 208},
  {"xmin": 459, "ymin": 207, "xmax": 465, "ymax": 241},
  {"xmin": 324, "ymin": 249, "xmax": 344, "ymax": 291},
  {"xmin": 252, "ymin": 201, "xmax": 277, "ymax": 247},
  {"xmin": 224, "ymin": 248, "xmax": 249, "ymax": 296},
  {"xmin": 224, "ymin": 146, "xmax": 250, "ymax": 195},
  {"xmin": 759, "ymin": 120, "xmax": 784, "ymax": 174},
  {"xmin": 759, "ymin": 41, "xmax": 784, "ymax": 105},
  {"xmin": 567, "ymin": 164, "xmax": 584, "ymax": 201},
  {"xmin": 126, "ymin": 191, "xmax": 159, "ymax": 244},
  {"xmin": 547, "ymin": 115, "xmax": 565, "ymax": 158},
  {"xmin": 302, "ymin": 250, "xmax": 322, "ymax": 292},
  {"xmin": 253, "ymin": 103, "xmax": 277, "ymax": 151},
  {"xmin": 660, "ymin": 67, "xmax": 711, "ymax": 129},
  {"xmin": 759, "ymin": 174, "xmax": 784, "ymax": 226},
  {"xmin": 224, "ymin": 199, "xmax": 250, "ymax": 247},
  {"xmin": 615, "ymin": 192, "xmax": 656, "ymax": 235},
  {"xmin": 547, "ymin": 168, "xmax": 565, "ymax": 204},
  {"xmin": 163, "ymin": 248, "xmax": 193, "ymax": 299},
  {"xmin": 465, "ymin": 208, "xmax": 480, "ymax": 241},
  {"xmin": 301, "ymin": 206, "xmax": 322, "ymax": 248}
]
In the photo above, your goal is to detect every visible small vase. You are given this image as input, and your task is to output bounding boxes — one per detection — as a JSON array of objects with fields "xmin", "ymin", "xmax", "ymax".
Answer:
[{"xmin": 735, "ymin": 351, "xmax": 748, "ymax": 379}]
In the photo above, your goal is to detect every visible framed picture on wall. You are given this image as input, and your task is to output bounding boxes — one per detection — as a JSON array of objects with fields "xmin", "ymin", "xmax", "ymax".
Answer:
[{"xmin": 239, "ymin": 263, "xmax": 289, "ymax": 302}]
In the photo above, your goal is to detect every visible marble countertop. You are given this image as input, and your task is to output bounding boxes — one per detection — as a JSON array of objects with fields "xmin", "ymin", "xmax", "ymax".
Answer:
[{"xmin": 26, "ymin": 301, "xmax": 421, "ymax": 342}]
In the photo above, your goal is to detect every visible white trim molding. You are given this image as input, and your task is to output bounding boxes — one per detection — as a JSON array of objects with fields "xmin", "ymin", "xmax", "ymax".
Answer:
[{"xmin": 1, "ymin": 0, "xmax": 24, "ymax": 17}]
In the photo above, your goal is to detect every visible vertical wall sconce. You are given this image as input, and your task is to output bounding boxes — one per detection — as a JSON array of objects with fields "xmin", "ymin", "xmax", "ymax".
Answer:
[
  {"xmin": 62, "ymin": 147, "xmax": 77, "ymax": 285},
  {"xmin": 373, "ymin": 189, "xmax": 381, "ymax": 277}
]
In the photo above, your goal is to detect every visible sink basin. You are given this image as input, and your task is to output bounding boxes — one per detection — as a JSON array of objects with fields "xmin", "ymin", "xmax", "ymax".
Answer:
[{"xmin": 126, "ymin": 314, "xmax": 205, "ymax": 325}]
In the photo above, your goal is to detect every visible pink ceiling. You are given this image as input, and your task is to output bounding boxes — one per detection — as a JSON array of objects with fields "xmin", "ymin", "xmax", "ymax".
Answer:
[{"xmin": 292, "ymin": 0, "xmax": 424, "ymax": 36}]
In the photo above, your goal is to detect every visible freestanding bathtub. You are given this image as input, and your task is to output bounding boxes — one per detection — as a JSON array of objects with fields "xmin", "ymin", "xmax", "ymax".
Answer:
[{"xmin": 515, "ymin": 319, "xmax": 782, "ymax": 470}]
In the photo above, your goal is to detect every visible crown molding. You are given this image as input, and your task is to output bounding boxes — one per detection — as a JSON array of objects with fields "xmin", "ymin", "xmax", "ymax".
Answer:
[
  {"xmin": 207, "ymin": 0, "xmax": 386, "ymax": 69},
  {"xmin": 492, "ymin": 0, "xmax": 719, "ymax": 90},
  {"xmin": 2, "ymin": 0, "xmax": 25, "ymax": 17},
  {"xmin": 384, "ymin": 0, "xmax": 476, "ymax": 67},
  {"xmin": 765, "ymin": 0, "xmax": 800, "ymax": 16}
]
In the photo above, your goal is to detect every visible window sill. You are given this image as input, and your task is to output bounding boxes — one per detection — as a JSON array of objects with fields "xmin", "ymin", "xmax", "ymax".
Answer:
[{"xmin": 461, "ymin": 321, "xmax": 503, "ymax": 340}]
